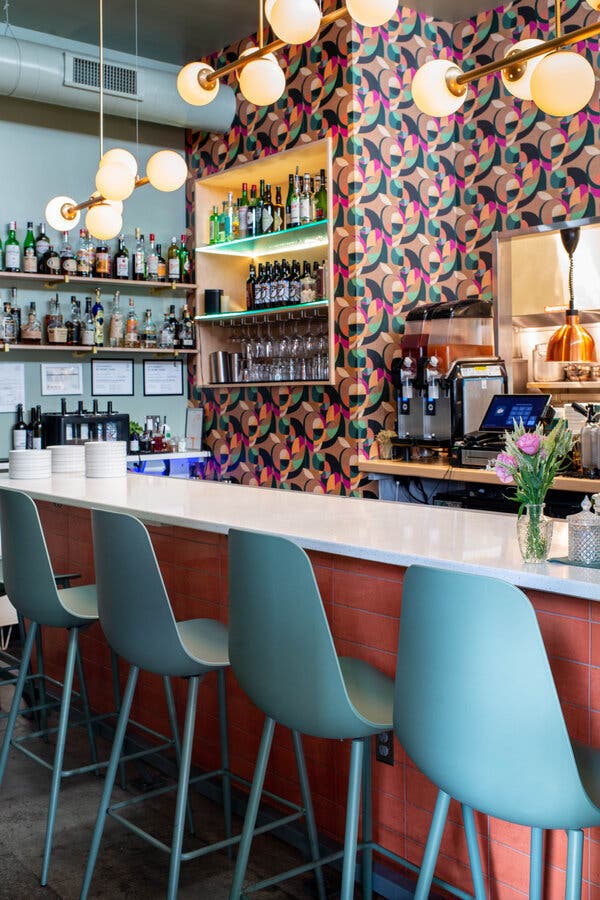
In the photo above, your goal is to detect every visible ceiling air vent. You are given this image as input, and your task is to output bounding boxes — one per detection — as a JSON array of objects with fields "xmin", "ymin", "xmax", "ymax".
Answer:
[{"xmin": 64, "ymin": 52, "xmax": 143, "ymax": 100}]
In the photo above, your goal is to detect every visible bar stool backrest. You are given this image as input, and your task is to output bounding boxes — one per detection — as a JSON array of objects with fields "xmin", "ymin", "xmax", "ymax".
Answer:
[
  {"xmin": 394, "ymin": 564, "xmax": 598, "ymax": 829},
  {"xmin": 228, "ymin": 528, "xmax": 371, "ymax": 739},
  {"xmin": 0, "ymin": 488, "xmax": 80, "ymax": 628},
  {"xmin": 91, "ymin": 508, "xmax": 199, "ymax": 676}
]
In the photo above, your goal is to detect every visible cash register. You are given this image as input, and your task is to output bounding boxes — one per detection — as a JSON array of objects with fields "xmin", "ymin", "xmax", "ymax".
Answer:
[{"xmin": 451, "ymin": 393, "xmax": 553, "ymax": 468}]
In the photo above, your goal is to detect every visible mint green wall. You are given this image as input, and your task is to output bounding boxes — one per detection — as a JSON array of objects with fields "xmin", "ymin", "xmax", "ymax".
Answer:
[{"xmin": 0, "ymin": 95, "xmax": 189, "ymax": 457}]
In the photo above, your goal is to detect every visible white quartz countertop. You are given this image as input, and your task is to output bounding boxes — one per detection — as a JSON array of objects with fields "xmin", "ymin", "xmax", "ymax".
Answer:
[{"xmin": 0, "ymin": 474, "xmax": 598, "ymax": 601}]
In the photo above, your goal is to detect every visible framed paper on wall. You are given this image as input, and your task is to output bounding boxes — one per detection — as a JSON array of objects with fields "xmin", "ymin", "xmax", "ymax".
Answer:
[
  {"xmin": 41, "ymin": 363, "xmax": 83, "ymax": 396},
  {"xmin": 185, "ymin": 407, "xmax": 204, "ymax": 450},
  {"xmin": 91, "ymin": 359, "xmax": 134, "ymax": 396},
  {"xmin": 143, "ymin": 359, "xmax": 184, "ymax": 397}
]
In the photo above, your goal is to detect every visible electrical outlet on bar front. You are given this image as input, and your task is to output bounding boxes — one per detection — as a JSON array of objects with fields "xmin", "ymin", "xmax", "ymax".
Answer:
[{"xmin": 375, "ymin": 730, "xmax": 394, "ymax": 765}]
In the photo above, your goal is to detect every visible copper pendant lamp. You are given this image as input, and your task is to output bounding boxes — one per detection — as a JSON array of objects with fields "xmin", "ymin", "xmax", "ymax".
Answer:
[{"xmin": 546, "ymin": 227, "xmax": 596, "ymax": 363}]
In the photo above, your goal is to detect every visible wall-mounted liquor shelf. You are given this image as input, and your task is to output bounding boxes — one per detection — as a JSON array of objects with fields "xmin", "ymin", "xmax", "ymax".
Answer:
[
  {"xmin": 0, "ymin": 271, "xmax": 196, "ymax": 294},
  {"xmin": 0, "ymin": 343, "xmax": 196, "ymax": 356},
  {"xmin": 196, "ymin": 298, "xmax": 329, "ymax": 324},
  {"xmin": 195, "ymin": 220, "xmax": 328, "ymax": 258}
]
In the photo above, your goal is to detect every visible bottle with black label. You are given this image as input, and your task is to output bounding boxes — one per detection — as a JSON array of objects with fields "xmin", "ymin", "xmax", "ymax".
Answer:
[
  {"xmin": 156, "ymin": 243, "xmax": 167, "ymax": 282},
  {"xmin": 94, "ymin": 241, "xmax": 111, "ymax": 278},
  {"xmin": 246, "ymin": 263, "xmax": 256, "ymax": 310},
  {"xmin": 32, "ymin": 406, "xmax": 43, "ymax": 450},
  {"xmin": 178, "ymin": 305, "xmax": 195, "ymax": 348},
  {"xmin": 35, "ymin": 222, "xmax": 50, "ymax": 262},
  {"xmin": 81, "ymin": 297, "xmax": 95, "ymax": 346},
  {"xmin": 13, "ymin": 403, "xmax": 27, "ymax": 450},
  {"xmin": 114, "ymin": 234, "xmax": 130, "ymax": 279},
  {"xmin": 41, "ymin": 245, "xmax": 60, "ymax": 276},
  {"xmin": 273, "ymin": 186, "xmax": 284, "ymax": 233},
  {"xmin": 247, "ymin": 185, "xmax": 258, "ymax": 238}
]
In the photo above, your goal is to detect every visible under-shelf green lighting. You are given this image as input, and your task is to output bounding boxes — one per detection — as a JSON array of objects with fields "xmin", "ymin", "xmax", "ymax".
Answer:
[
  {"xmin": 195, "ymin": 220, "xmax": 329, "ymax": 258},
  {"xmin": 196, "ymin": 298, "xmax": 328, "ymax": 322}
]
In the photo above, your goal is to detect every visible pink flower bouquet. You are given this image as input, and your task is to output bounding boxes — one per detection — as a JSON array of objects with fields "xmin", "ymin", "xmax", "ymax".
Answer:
[{"xmin": 492, "ymin": 419, "xmax": 572, "ymax": 510}]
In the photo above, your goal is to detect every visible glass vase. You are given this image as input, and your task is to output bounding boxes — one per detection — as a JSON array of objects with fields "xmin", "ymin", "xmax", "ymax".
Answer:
[{"xmin": 517, "ymin": 504, "xmax": 553, "ymax": 563}]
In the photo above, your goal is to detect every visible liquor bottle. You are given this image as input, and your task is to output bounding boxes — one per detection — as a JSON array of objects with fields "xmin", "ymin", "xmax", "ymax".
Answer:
[
  {"xmin": 301, "ymin": 260, "xmax": 317, "ymax": 303},
  {"xmin": 143, "ymin": 309, "xmax": 157, "ymax": 349},
  {"xmin": 218, "ymin": 202, "xmax": 227, "ymax": 244},
  {"xmin": 179, "ymin": 234, "xmax": 191, "ymax": 284},
  {"xmin": 47, "ymin": 296, "xmax": 66, "ymax": 344},
  {"xmin": 81, "ymin": 298, "xmax": 95, "ymax": 346},
  {"xmin": 125, "ymin": 297, "xmax": 139, "ymax": 347},
  {"xmin": 167, "ymin": 236, "xmax": 180, "ymax": 282},
  {"xmin": 233, "ymin": 199, "xmax": 241, "ymax": 240},
  {"xmin": 247, "ymin": 185, "xmax": 258, "ymax": 238},
  {"xmin": 315, "ymin": 168, "xmax": 327, "ymax": 220},
  {"xmin": 273, "ymin": 186, "xmax": 284, "ymax": 233},
  {"xmin": 299, "ymin": 173, "xmax": 312, "ymax": 225},
  {"xmin": 156, "ymin": 243, "xmax": 167, "ymax": 281},
  {"xmin": 285, "ymin": 174, "xmax": 294, "ymax": 229},
  {"xmin": 256, "ymin": 180, "xmax": 265, "ymax": 237},
  {"xmin": 20, "ymin": 301, "xmax": 42, "ymax": 344},
  {"xmin": 311, "ymin": 174, "xmax": 320, "ymax": 222},
  {"xmin": 225, "ymin": 193, "xmax": 235, "ymax": 241},
  {"xmin": 281, "ymin": 259, "xmax": 291, "ymax": 306},
  {"xmin": 109, "ymin": 291, "xmax": 124, "ymax": 347},
  {"xmin": 76, "ymin": 228, "xmax": 91, "ymax": 277},
  {"xmin": 246, "ymin": 263, "xmax": 256, "ymax": 310},
  {"xmin": 168, "ymin": 304, "xmax": 179, "ymax": 348},
  {"xmin": 0, "ymin": 236, "xmax": 3, "ymax": 271},
  {"xmin": 92, "ymin": 288, "xmax": 104, "ymax": 346},
  {"xmin": 66, "ymin": 296, "xmax": 81, "ymax": 345},
  {"xmin": 178, "ymin": 305, "xmax": 195, "ymax": 349},
  {"xmin": 94, "ymin": 240, "xmax": 111, "ymax": 278},
  {"xmin": 254, "ymin": 262, "xmax": 265, "ymax": 308},
  {"xmin": 262, "ymin": 183, "xmax": 274, "ymax": 235},
  {"xmin": 289, "ymin": 260, "xmax": 302, "ymax": 304},
  {"xmin": 22, "ymin": 222, "xmax": 37, "ymax": 273},
  {"xmin": 5, "ymin": 221, "xmax": 20, "ymax": 272},
  {"xmin": 263, "ymin": 261, "xmax": 273, "ymax": 307},
  {"xmin": 146, "ymin": 234, "xmax": 159, "ymax": 281},
  {"xmin": 159, "ymin": 312, "xmax": 173, "ymax": 349},
  {"xmin": 209, "ymin": 206, "xmax": 219, "ymax": 245},
  {"xmin": 290, "ymin": 176, "xmax": 301, "ymax": 228},
  {"xmin": 26, "ymin": 407, "xmax": 35, "ymax": 449},
  {"xmin": 271, "ymin": 260, "xmax": 282, "ymax": 306},
  {"xmin": 239, "ymin": 183, "xmax": 249, "ymax": 239},
  {"xmin": 114, "ymin": 234, "xmax": 130, "ymax": 279},
  {"xmin": 12, "ymin": 403, "xmax": 27, "ymax": 450},
  {"xmin": 41, "ymin": 244, "xmax": 60, "ymax": 275},
  {"xmin": 133, "ymin": 228, "xmax": 145, "ymax": 280},
  {"xmin": 60, "ymin": 231, "xmax": 77, "ymax": 276},
  {"xmin": 9, "ymin": 288, "xmax": 20, "ymax": 341},
  {"xmin": 35, "ymin": 222, "xmax": 50, "ymax": 262},
  {"xmin": 32, "ymin": 406, "xmax": 43, "ymax": 450},
  {"xmin": 1, "ymin": 302, "xmax": 15, "ymax": 344}
]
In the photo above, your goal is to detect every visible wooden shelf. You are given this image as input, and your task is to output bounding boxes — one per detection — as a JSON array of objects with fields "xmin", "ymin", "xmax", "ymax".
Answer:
[
  {"xmin": 0, "ymin": 271, "xmax": 196, "ymax": 294},
  {"xmin": 195, "ymin": 221, "xmax": 328, "ymax": 258},
  {"xmin": 0, "ymin": 343, "xmax": 196, "ymax": 356},
  {"xmin": 527, "ymin": 381, "xmax": 600, "ymax": 391}
]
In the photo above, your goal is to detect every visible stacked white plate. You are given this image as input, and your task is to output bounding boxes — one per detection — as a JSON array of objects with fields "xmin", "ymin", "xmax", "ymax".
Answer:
[
  {"xmin": 85, "ymin": 441, "xmax": 127, "ymax": 478},
  {"xmin": 48, "ymin": 444, "xmax": 85, "ymax": 475},
  {"xmin": 9, "ymin": 449, "xmax": 52, "ymax": 479}
]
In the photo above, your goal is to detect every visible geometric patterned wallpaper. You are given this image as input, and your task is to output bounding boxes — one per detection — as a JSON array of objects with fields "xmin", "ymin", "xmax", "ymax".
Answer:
[{"xmin": 187, "ymin": 0, "xmax": 600, "ymax": 495}]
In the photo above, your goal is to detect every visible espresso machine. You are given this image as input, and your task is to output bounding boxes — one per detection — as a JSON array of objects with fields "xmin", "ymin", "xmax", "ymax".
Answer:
[
  {"xmin": 391, "ymin": 299, "xmax": 508, "ymax": 450},
  {"xmin": 42, "ymin": 398, "xmax": 129, "ymax": 446}
]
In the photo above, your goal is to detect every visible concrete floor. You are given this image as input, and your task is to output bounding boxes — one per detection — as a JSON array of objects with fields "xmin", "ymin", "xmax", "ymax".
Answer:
[{"xmin": 0, "ymin": 683, "xmax": 345, "ymax": 900}]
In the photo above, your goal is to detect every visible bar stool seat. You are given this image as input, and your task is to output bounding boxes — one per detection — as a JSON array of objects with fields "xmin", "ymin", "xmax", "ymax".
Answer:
[
  {"xmin": 338, "ymin": 656, "xmax": 394, "ymax": 728},
  {"xmin": 54, "ymin": 584, "xmax": 98, "ymax": 622},
  {"xmin": 177, "ymin": 618, "xmax": 229, "ymax": 665}
]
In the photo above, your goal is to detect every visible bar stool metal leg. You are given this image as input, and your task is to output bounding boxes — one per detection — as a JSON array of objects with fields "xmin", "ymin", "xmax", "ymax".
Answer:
[
  {"xmin": 291, "ymin": 729, "xmax": 326, "ymax": 900},
  {"xmin": 565, "ymin": 829, "xmax": 584, "ymax": 900},
  {"xmin": 110, "ymin": 649, "xmax": 127, "ymax": 791},
  {"xmin": 167, "ymin": 675, "xmax": 199, "ymax": 900},
  {"xmin": 229, "ymin": 715, "xmax": 276, "ymax": 900},
  {"xmin": 340, "ymin": 738, "xmax": 364, "ymax": 900},
  {"xmin": 41, "ymin": 626, "xmax": 79, "ymax": 886},
  {"xmin": 0, "ymin": 621, "xmax": 37, "ymax": 786},
  {"xmin": 34, "ymin": 626, "xmax": 49, "ymax": 740},
  {"xmin": 75, "ymin": 643, "xmax": 99, "ymax": 776},
  {"xmin": 162, "ymin": 674, "xmax": 195, "ymax": 837},
  {"xmin": 414, "ymin": 789, "xmax": 451, "ymax": 900},
  {"xmin": 80, "ymin": 664, "xmax": 139, "ymax": 900},
  {"xmin": 462, "ymin": 804, "xmax": 486, "ymax": 900},
  {"xmin": 361, "ymin": 735, "xmax": 373, "ymax": 900},
  {"xmin": 529, "ymin": 826, "xmax": 543, "ymax": 900},
  {"xmin": 217, "ymin": 668, "xmax": 233, "ymax": 857}
]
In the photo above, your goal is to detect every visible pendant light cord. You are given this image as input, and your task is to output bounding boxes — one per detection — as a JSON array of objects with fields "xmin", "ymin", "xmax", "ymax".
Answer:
[
  {"xmin": 134, "ymin": 0, "xmax": 139, "ymax": 155},
  {"xmin": 568, "ymin": 253, "xmax": 575, "ymax": 310},
  {"xmin": 99, "ymin": 0, "xmax": 104, "ymax": 160}
]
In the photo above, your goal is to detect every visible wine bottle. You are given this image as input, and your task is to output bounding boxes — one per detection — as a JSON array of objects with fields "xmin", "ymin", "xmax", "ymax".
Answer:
[
  {"xmin": 167, "ymin": 236, "xmax": 180, "ymax": 282},
  {"xmin": 13, "ymin": 403, "xmax": 27, "ymax": 450}
]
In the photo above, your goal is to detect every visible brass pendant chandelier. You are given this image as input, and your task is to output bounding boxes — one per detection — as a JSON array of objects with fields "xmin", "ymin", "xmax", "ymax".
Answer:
[
  {"xmin": 176, "ymin": 0, "xmax": 399, "ymax": 109},
  {"xmin": 46, "ymin": 0, "xmax": 187, "ymax": 240},
  {"xmin": 412, "ymin": 0, "xmax": 600, "ymax": 119}
]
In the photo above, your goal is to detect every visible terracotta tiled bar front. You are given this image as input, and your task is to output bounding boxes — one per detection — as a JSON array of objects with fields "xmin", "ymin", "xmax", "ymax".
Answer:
[{"xmin": 3, "ymin": 475, "xmax": 599, "ymax": 899}]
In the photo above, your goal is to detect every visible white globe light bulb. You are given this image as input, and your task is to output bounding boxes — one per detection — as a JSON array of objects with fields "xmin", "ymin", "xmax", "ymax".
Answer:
[
  {"xmin": 177, "ymin": 63, "xmax": 220, "ymax": 106},
  {"xmin": 95, "ymin": 161, "xmax": 135, "ymax": 201},
  {"xmin": 238, "ymin": 51, "xmax": 286, "ymax": 106},
  {"xmin": 265, "ymin": 0, "xmax": 276, "ymax": 20},
  {"xmin": 346, "ymin": 0, "xmax": 398, "ymax": 27},
  {"xmin": 146, "ymin": 150, "xmax": 188, "ymax": 192},
  {"xmin": 99, "ymin": 148, "xmax": 138, "ymax": 178},
  {"xmin": 530, "ymin": 51, "xmax": 595, "ymax": 116},
  {"xmin": 85, "ymin": 203, "xmax": 122, "ymax": 241},
  {"xmin": 411, "ymin": 59, "xmax": 467, "ymax": 117},
  {"xmin": 45, "ymin": 196, "xmax": 80, "ymax": 231},
  {"xmin": 501, "ymin": 39, "xmax": 546, "ymax": 100},
  {"xmin": 269, "ymin": 0, "xmax": 321, "ymax": 44}
]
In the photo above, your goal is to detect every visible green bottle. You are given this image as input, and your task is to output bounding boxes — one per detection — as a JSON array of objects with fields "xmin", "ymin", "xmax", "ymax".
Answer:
[
  {"xmin": 0, "ymin": 236, "xmax": 4, "ymax": 272},
  {"xmin": 315, "ymin": 168, "xmax": 327, "ymax": 221},
  {"xmin": 22, "ymin": 221, "xmax": 37, "ymax": 273},
  {"xmin": 5, "ymin": 221, "xmax": 20, "ymax": 272},
  {"xmin": 209, "ymin": 206, "xmax": 219, "ymax": 245}
]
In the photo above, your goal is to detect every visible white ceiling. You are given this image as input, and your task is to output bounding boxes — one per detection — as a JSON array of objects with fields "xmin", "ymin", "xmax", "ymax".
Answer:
[{"xmin": 5, "ymin": 0, "xmax": 498, "ymax": 66}]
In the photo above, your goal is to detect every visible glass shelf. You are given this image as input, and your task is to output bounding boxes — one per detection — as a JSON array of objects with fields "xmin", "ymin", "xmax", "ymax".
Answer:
[
  {"xmin": 196, "ymin": 299, "xmax": 328, "ymax": 324},
  {"xmin": 195, "ymin": 221, "xmax": 328, "ymax": 258}
]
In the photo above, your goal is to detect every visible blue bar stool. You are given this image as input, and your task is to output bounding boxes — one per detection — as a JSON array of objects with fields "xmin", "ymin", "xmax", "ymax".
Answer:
[
  {"xmin": 80, "ymin": 508, "xmax": 233, "ymax": 900},
  {"xmin": 227, "ymin": 528, "xmax": 395, "ymax": 900},
  {"xmin": 394, "ymin": 564, "xmax": 600, "ymax": 900}
]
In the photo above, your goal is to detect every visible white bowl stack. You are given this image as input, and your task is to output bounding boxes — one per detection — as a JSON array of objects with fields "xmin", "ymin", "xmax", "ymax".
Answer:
[
  {"xmin": 9, "ymin": 449, "xmax": 52, "ymax": 479},
  {"xmin": 48, "ymin": 444, "xmax": 86, "ymax": 475},
  {"xmin": 85, "ymin": 441, "xmax": 127, "ymax": 478}
]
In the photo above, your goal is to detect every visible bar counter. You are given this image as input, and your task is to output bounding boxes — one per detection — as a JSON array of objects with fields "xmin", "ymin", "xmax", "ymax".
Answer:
[{"xmin": 2, "ymin": 474, "xmax": 600, "ymax": 897}]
